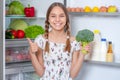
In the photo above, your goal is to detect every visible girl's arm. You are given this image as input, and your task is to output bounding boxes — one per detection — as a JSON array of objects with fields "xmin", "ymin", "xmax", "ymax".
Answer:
[
  {"xmin": 29, "ymin": 49, "xmax": 45, "ymax": 77},
  {"xmin": 27, "ymin": 38, "xmax": 45, "ymax": 77},
  {"xmin": 70, "ymin": 50, "xmax": 85, "ymax": 78}
]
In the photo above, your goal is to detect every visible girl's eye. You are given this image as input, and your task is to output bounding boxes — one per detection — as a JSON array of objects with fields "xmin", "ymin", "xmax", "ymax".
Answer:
[
  {"xmin": 51, "ymin": 16, "xmax": 55, "ymax": 17},
  {"xmin": 60, "ymin": 15, "xmax": 65, "ymax": 17},
  {"xmin": 60, "ymin": 16, "xmax": 65, "ymax": 17}
]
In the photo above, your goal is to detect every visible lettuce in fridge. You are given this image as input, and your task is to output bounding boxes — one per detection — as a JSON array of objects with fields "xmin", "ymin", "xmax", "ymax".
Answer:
[{"xmin": 25, "ymin": 25, "xmax": 45, "ymax": 38}]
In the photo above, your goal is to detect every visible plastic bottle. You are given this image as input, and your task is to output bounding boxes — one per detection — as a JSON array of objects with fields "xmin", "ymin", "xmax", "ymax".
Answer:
[
  {"xmin": 100, "ymin": 38, "xmax": 107, "ymax": 62},
  {"xmin": 106, "ymin": 41, "xmax": 113, "ymax": 62},
  {"xmin": 91, "ymin": 29, "xmax": 101, "ymax": 61}
]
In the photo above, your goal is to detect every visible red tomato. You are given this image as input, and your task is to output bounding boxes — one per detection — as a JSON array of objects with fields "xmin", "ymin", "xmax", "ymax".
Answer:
[
  {"xmin": 17, "ymin": 30, "xmax": 25, "ymax": 38},
  {"xmin": 10, "ymin": 30, "xmax": 17, "ymax": 38}
]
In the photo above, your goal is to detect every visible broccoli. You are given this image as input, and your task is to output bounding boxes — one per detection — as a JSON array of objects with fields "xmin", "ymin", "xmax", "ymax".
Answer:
[{"xmin": 76, "ymin": 29, "xmax": 94, "ymax": 54}]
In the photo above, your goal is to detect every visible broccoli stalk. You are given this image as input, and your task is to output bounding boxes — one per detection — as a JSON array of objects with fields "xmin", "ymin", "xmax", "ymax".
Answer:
[{"xmin": 76, "ymin": 29, "xmax": 94, "ymax": 54}]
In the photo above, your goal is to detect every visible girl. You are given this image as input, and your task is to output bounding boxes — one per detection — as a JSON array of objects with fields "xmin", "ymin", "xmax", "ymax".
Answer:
[{"xmin": 27, "ymin": 2, "xmax": 90, "ymax": 80}]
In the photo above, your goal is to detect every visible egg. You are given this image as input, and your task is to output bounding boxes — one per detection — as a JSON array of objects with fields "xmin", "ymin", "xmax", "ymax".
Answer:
[
  {"xmin": 75, "ymin": 7, "xmax": 81, "ymax": 12},
  {"xmin": 100, "ymin": 6, "xmax": 108, "ymax": 12}
]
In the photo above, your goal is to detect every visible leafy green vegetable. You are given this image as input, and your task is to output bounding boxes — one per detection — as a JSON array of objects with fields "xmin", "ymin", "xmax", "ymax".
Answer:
[
  {"xmin": 76, "ymin": 29, "xmax": 94, "ymax": 54},
  {"xmin": 25, "ymin": 25, "xmax": 45, "ymax": 38},
  {"xmin": 9, "ymin": 19, "xmax": 28, "ymax": 31},
  {"xmin": 8, "ymin": 1, "xmax": 24, "ymax": 15}
]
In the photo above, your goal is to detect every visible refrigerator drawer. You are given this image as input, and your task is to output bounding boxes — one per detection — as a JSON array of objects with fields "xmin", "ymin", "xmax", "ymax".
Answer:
[
  {"xmin": 23, "ymin": 72, "xmax": 40, "ymax": 80},
  {"xmin": 6, "ymin": 46, "xmax": 30, "ymax": 63}
]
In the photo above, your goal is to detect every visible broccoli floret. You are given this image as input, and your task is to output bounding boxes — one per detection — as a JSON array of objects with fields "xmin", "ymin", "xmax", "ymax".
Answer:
[{"xmin": 76, "ymin": 29, "xmax": 94, "ymax": 54}]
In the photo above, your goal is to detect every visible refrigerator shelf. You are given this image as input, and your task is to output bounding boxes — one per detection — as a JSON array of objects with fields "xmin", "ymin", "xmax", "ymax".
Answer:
[
  {"xmin": 5, "ymin": 38, "xmax": 34, "ymax": 47},
  {"xmin": 5, "ymin": 15, "xmax": 46, "ymax": 19},
  {"xmin": 6, "ymin": 61, "xmax": 34, "ymax": 75},
  {"xmin": 6, "ymin": 60, "xmax": 31, "ymax": 64},
  {"xmin": 69, "ymin": 12, "xmax": 120, "ymax": 17},
  {"xmin": 85, "ymin": 60, "xmax": 120, "ymax": 67}
]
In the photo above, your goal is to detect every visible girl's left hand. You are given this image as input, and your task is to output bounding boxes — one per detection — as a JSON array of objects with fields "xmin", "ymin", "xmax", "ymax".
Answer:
[{"xmin": 80, "ymin": 43, "xmax": 91, "ymax": 55}]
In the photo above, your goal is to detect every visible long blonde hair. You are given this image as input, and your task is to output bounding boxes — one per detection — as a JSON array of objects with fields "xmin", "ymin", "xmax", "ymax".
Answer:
[{"xmin": 44, "ymin": 2, "xmax": 71, "ymax": 53}]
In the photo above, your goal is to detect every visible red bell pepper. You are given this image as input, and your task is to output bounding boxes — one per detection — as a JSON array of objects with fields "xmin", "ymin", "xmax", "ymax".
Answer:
[{"xmin": 24, "ymin": 4, "xmax": 35, "ymax": 17}]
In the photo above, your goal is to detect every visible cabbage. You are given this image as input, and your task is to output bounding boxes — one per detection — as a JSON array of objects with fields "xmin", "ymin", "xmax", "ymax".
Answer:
[
  {"xmin": 25, "ymin": 25, "xmax": 45, "ymax": 38},
  {"xmin": 9, "ymin": 19, "xmax": 28, "ymax": 31},
  {"xmin": 8, "ymin": 1, "xmax": 24, "ymax": 15}
]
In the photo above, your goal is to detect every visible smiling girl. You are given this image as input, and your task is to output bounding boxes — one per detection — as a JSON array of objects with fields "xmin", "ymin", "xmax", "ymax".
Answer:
[{"xmin": 27, "ymin": 2, "xmax": 90, "ymax": 80}]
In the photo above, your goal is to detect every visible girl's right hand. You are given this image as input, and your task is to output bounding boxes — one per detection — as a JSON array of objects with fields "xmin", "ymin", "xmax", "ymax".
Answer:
[{"xmin": 27, "ymin": 38, "xmax": 38, "ymax": 54}]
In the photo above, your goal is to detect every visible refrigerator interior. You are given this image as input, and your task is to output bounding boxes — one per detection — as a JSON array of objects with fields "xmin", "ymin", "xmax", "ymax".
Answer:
[
  {"xmin": 6, "ymin": 72, "xmax": 40, "ymax": 80},
  {"xmin": 66, "ymin": 0, "xmax": 120, "ymax": 80},
  {"xmin": 4, "ymin": 0, "xmax": 120, "ymax": 80},
  {"xmin": 5, "ymin": 0, "xmax": 64, "ymax": 80},
  {"xmin": 67, "ymin": 0, "xmax": 120, "ymax": 63}
]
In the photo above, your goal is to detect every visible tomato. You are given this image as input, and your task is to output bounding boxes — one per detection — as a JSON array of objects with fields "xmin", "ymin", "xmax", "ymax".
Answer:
[
  {"xmin": 10, "ymin": 30, "xmax": 17, "ymax": 38},
  {"xmin": 17, "ymin": 30, "xmax": 25, "ymax": 38}
]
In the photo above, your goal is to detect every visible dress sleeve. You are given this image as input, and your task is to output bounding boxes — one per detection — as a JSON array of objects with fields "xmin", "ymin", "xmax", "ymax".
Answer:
[
  {"xmin": 34, "ymin": 35, "xmax": 44, "ymax": 49},
  {"xmin": 73, "ymin": 40, "xmax": 80, "ymax": 51}
]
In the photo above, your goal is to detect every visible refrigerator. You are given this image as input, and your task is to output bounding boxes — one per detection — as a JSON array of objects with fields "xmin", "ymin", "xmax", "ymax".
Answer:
[
  {"xmin": 3, "ymin": 0, "xmax": 64, "ymax": 80},
  {"xmin": 0, "ymin": 0, "xmax": 4, "ymax": 80},
  {"xmin": 1, "ymin": 0, "xmax": 120, "ymax": 80}
]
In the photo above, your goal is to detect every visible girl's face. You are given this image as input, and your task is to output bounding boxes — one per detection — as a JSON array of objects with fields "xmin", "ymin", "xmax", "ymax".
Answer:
[{"xmin": 48, "ymin": 6, "xmax": 66, "ymax": 31}]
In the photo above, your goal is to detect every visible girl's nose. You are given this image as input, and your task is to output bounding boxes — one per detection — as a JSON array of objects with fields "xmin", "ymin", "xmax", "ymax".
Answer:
[{"xmin": 56, "ymin": 16, "xmax": 60, "ymax": 22}]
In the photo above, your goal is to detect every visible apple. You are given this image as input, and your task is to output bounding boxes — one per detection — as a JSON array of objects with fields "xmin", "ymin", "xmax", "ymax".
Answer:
[
  {"xmin": 17, "ymin": 30, "xmax": 25, "ymax": 38},
  {"xmin": 108, "ymin": 5, "xmax": 117, "ymax": 12},
  {"xmin": 100, "ymin": 6, "xmax": 108, "ymax": 12}
]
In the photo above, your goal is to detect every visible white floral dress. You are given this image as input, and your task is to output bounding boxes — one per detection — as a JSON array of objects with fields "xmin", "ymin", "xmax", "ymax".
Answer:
[{"xmin": 34, "ymin": 35, "xmax": 80, "ymax": 80}]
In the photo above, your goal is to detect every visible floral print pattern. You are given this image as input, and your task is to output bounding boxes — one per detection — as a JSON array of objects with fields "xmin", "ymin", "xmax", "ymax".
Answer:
[{"xmin": 34, "ymin": 35, "xmax": 80, "ymax": 80}]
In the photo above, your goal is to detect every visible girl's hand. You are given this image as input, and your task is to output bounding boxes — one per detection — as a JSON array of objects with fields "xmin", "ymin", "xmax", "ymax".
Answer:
[
  {"xmin": 27, "ymin": 38, "xmax": 38, "ymax": 54},
  {"xmin": 80, "ymin": 43, "xmax": 91, "ymax": 55}
]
